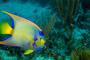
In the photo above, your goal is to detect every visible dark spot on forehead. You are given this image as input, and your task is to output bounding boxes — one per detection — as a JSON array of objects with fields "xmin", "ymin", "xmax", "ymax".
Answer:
[{"xmin": 39, "ymin": 31, "xmax": 43, "ymax": 36}]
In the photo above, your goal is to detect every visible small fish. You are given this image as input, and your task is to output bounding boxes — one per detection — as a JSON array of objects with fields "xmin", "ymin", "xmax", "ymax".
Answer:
[{"xmin": 0, "ymin": 11, "xmax": 46, "ymax": 55}]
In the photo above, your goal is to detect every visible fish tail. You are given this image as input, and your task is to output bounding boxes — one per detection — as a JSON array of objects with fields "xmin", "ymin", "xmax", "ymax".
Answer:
[{"xmin": 0, "ymin": 21, "xmax": 14, "ymax": 34}]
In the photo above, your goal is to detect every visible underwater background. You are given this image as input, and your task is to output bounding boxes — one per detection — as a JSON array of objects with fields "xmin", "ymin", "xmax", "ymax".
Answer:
[{"xmin": 0, "ymin": 0, "xmax": 90, "ymax": 60}]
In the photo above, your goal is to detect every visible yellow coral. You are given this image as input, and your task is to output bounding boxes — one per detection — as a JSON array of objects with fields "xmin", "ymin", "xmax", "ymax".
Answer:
[{"xmin": 70, "ymin": 47, "xmax": 90, "ymax": 60}]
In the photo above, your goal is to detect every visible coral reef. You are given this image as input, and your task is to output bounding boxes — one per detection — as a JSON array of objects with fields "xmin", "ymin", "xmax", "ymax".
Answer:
[
  {"xmin": 70, "ymin": 47, "xmax": 90, "ymax": 60},
  {"xmin": 0, "ymin": 0, "xmax": 90, "ymax": 60}
]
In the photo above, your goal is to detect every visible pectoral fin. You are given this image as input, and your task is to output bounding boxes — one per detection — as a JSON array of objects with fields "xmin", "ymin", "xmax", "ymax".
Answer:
[{"xmin": 23, "ymin": 49, "xmax": 34, "ymax": 55}]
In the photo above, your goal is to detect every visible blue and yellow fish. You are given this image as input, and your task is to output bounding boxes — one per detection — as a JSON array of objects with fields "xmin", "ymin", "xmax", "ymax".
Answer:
[{"xmin": 0, "ymin": 11, "xmax": 46, "ymax": 55}]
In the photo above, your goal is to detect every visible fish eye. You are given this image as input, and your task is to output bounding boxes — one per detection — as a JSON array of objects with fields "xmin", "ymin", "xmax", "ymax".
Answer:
[{"xmin": 39, "ymin": 31, "xmax": 43, "ymax": 36}]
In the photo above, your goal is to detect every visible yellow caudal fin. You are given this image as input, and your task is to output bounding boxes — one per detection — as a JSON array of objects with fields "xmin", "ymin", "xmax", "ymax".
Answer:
[
  {"xmin": 23, "ymin": 49, "xmax": 34, "ymax": 55},
  {"xmin": 0, "ymin": 21, "xmax": 14, "ymax": 34}
]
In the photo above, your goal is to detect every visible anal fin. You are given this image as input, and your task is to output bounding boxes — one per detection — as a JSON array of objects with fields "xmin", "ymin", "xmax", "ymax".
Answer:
[{"xmin": 0, "ymin": 42, "xmax": 20, "ymax": 47}]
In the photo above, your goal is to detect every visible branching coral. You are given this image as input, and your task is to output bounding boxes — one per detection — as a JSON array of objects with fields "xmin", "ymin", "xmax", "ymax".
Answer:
[
  {"xmin": 41, "ymin": 13, "xmax": 56, "ymax": 39},
  {"xmin": 36, "ymin": 12, "xmax": 56, "ymax": 41},
  {"xmin": 56, "ymin": 0, "xmax": 80, "ymax": 40},
  {"xmin": 40, "ymin": 13, "xmax": 56, "ymax": 51}
]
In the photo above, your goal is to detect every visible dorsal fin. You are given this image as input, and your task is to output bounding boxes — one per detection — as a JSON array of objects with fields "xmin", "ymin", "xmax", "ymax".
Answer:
[{"xmin": 1, "ymin": 11, "xmax": 42, "ymax": 31}]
